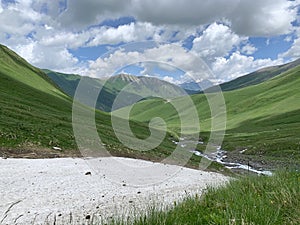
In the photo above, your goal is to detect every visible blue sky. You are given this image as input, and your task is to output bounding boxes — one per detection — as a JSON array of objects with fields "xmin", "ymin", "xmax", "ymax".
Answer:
[{"xmin": 0, "ymin": 0, "xmax": 300, "ymax": 84}]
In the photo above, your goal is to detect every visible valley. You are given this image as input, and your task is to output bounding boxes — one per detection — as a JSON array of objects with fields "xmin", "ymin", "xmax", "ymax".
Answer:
[
  {"xmin": 1, "ymin": 44, "xmax": 300, "ymax": 172},
  {"xmin": 0, "ymin": 43, "xmax": 299, "ymax": 224},
  {"xmin": 1, "ymin": 1, "xmax": 300, "ymax": 224}
]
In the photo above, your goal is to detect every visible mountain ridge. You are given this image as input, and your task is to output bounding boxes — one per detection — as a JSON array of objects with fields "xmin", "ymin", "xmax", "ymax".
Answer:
[
  {"xmin": 0, "ymin": 44, "xmax": 187, "ymax": 167},
  {"xmin": 45, "ymin": 71, "xmax": 188, "ymax": 112},
  {"xmin": 114, "ymin": 63, "xmax": 300, "ymax": 167},
  {"xmin": 205, "ymin": 58, "xmax": 300, "ymax": 92}
]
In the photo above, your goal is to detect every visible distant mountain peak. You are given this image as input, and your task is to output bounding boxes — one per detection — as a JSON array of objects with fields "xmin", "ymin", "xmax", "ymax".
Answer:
[{"xmin": 107, "ymin": 74, "xmax": 140, "ymax": 83}]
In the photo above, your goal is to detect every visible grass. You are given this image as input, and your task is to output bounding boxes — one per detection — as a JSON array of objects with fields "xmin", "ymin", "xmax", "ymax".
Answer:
[
  {"xmin": 44, "ymin": 71, "xmax": 184, "ymax": 112},
  {"xmin": 113, "ymin": 65, "xmax": 300, "ymax": 167},
  {"xmin": 107, "ymin": 170, "xmax": 300, "ymax": 225},
  {"xmin": 212, "ymin": 58, "xmax": 300, "ymax": 92},
  {"xmin": 0, "ymin": 44, "xmax": 225, "ymax": 172},
  {"xmin": 0, "ymin": 45, "xmax": 151, "ymax": 153},
  {"xmin": 0, "ymin": 45, "xmax": 75, "ymax": 150},
  {"xmin": 1, "ymin": 45, "xmax": 300, "ymax": 225}
]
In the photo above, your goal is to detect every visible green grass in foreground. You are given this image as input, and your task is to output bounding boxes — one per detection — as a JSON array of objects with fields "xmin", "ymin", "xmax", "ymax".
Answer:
[{"xmin": 109, "ymin": 171, "xmax": 300, "ymax": 225}]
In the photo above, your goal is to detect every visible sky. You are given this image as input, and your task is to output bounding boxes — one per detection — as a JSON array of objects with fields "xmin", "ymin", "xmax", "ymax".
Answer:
[{"xmin": 0, "ymin": 0, "xmax": 300, "ymax": 85}]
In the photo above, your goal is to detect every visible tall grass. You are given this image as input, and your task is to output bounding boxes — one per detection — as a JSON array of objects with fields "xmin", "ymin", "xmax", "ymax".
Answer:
[{"xmin": 108, "ymin": 171, "xmax": 300, "ymax": 225}]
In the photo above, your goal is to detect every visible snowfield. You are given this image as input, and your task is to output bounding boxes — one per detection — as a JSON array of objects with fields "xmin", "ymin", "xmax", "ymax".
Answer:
[{"xmin": 0, "ymin": 157, "xmax": 229, "ymax": 224}]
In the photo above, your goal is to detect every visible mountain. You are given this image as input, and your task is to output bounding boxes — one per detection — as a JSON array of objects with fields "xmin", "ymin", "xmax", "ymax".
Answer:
[
  {"xmin": 114, "ymin": 64, "xmax": 300, "ymax": 166},
  {"xmin": 43, "ymin": 69, "xmax": 87, "ymax": 98},
  {"xmin": 206, "ymin": 58, "xmax": 300, "ymax": 92},
  {"xmin": 45, "ymin": 71, "xmax": 187, "ymax": 112},
  {"xmin": 0, "ymin": 45, "xmax": 133, "ymax": 154},
  {"xmin": 0, "ymin": 44, "xmax": 189, "ymax": 166},
  {"xmin": 0, "ymin": 44, "xmax": 77, "ymax": 154},
  {"xmin": 2, "ymin": 43, "xmax": 299, "ymax": 169}
]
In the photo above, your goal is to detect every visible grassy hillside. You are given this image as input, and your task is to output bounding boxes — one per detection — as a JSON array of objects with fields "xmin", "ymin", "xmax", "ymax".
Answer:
[
  {"xmin": 114, "ymin": 65, "xmax": 300, "ymax": 167},
  {"xmin": 208, "ymin": 58, "xmax": 300, "ymax": 92},
  {"xmin": 43, "ymin": 69, "xmax": 84, "ymax": 97},
  {"xmin": 0, "ymin": 44, "xmax": 76, "ymax": 153},
  {"xmin": 44, "ymin": 69, "xmax": 119, "ymax": 112},
  {"xmin": 1, "ymin": 45, "xmax": 220, "ymax": 171},
  {"xmin": 45, "ymin": 70, "xmax": 187, "ymax": 112},
  {"xmin": 0, "ymin": 45, "xmax": 154, "ymax": 156}
]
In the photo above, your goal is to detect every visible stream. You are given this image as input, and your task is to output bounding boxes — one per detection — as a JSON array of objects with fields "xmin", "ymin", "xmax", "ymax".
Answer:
[{"xmin": 173, "ymin": 138, "xmax": 273, "ymax": 176}]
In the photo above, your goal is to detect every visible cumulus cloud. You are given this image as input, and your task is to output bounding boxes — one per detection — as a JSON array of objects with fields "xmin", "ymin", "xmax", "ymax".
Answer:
[
  {"xmin": 228, "ymin": 0, "xmax": 297, "ymax": 36},
  {"xmin": 0, "ymin": 1, "xmax": 42, "ymax": 35},
  {"xmin": 278, "ymin": 26, "xmax": 300, "ymax": 60},
  {"xmin": 0, "ymin": 0, "xmax": 298, "ymax": 82},
  {"xmin": 14, "ymin": 41, "xmax": 80, "ymax": 72},
  {"xmin": 39, "ymin": 31, "xmax": 90, "ymax": 49},
  {"xmin": 192, "ymin": 23, "xmax": 245, "ymax": 59},
  {"xmin": 241, "ymin": 44, "xmax": 257, "ymax": 55},
  {"xmin": 87, "ymin": 22, "xmax": 162, "ymax": 46},
  {"xmin": 18, "ymin": 0, "xmax": 296, "ymax": 39},
  {"xmin": 212, "ymin": 52, "xmax": 283, "ymax": 81},
  {"xmin": 50, "ymin": 0, "xmax": 298, "ymax": 37},
  {"xmin": 279, "ymin": 37, "xmax": 300, "ymax": 59},
  {"xmin": 87, "ymin": 43, "xmax": 213, "ymax": 82},
  {"xmin": 162, "ymin": 76, "xmax": 178, "ymax": 84},
  {"xmin": 139, "ymin": 61, "xmax": 179, "ymax": 78}
]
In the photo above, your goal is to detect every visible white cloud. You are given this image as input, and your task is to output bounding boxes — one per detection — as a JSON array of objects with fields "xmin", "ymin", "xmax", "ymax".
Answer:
[
  {"xmin": 0, "ymin": 0, "xmax": 297, "ymax": 83},
  {"xmin": 0, "ymin": 2, "xmax": 3, "ymax": 14},
  {"xmin": 284, "ymin": 36, "xmax": 293, "ymax": 42},
  {"xmin": 192, "ymin": 23, "xmax": 245, "ymax": 59},
  {"xmin": 279, "ymin": 37, "xmax": 300, "ymax": 59},
  {"xmin": 139, "ymin": 62, "xmax": 174, "ymax": 78},
  {"xmin": 0, "ymin": 3, "xmax": 40, "ymax": 35},
  {"xmin": 12, "ymin": 41, "xmax": 81, "ymax": 73},
  {"xmin": 87, "ymin": 43, "xmax": 214, "ymax": 83},
  {"xmin": 241, "ymin": 44, "xmax": 257, "ymax": 55},
  {"xmin": 212, "ymin": 52, "xmax": 283, "ymax": 81},
  {"xmin": 39, "ymin": 31, "xmax": 90, "ymax": 49},
  {"xmin": 87, "ymin": 22, "xmax": 163, "ymax": 46},
  {"xmin": 162, "ymin": 76, "xmax": 178, "ymax": 84}
]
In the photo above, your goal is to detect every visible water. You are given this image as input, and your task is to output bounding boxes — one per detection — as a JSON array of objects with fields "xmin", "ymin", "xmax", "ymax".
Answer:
[{"xmin": 175, "ymin": 137, "xmax": 272, "ymax": 176}]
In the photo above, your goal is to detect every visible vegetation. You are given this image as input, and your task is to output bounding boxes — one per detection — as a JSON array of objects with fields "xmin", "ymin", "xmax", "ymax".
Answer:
[
  {"xmin": 45, "ymin": 70, "xmax": 185, "ymax": 112},
  {"xmin": 209, "ymin": 58, "xmax": 300, "ymax": 92},
  {"xmin": 44, "ymin": 69, "xmax": 123, "ymax": 112},
  {"xmin": 108, "ymin": 171, "xmax": 300, "ymax": 225},
  {"xmin": 114, "ymin": 65, "xmax": 300, "ymax": 167},
  {"xmin": 1, "ymin": 45, "xmax": 300, "ymax": 225},
  {"xmin": 2, "ymin": 43, "xmax": 300, "ymax": 168},
  {"xmin": 0, "ymin": 44, "xmax": 224, "ymax": 172},
  {"xmin": 0, "ymin": 44, "xmax": 76, "ymax": 152}
]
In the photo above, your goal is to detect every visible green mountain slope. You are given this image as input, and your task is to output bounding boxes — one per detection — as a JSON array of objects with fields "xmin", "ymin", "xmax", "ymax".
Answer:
[
  {"xmin": 0, "ymin": 45, "xmax": 152, "ymax": 154},
  {"xmin": 208, "ymin": 58, "xmax": 300, "ymax": 92},
  {"xmin": 114, "ymin": 65, "xmax": 300, "ymax": 165},
  {"xmin": 0, "ymin": 44, "xmax": 76, "ymax": 153},
  {"xmin": 42, "ymin": 69, "xmax": 83, "ymax": 97},
  {"xmin": 45, "ymin": 70, "xmax": 186, "ymax": 112},
  {"xmin": 1, "ymin": 45, "xmax": 210, "ymax": 170},
  {"xmin": 44, "ymin": 70, "xmax": 116, "ymax": 112}
]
